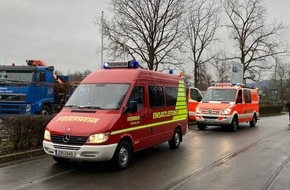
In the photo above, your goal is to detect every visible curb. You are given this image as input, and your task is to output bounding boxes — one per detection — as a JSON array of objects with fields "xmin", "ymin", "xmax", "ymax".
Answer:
[{"xmin": 0, "ymin": 149, "xmax": 45, "ymax": 164}]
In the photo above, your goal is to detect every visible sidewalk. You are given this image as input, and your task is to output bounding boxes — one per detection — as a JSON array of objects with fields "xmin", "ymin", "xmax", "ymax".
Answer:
[{"xmin": 0, "ymin": 149, "xmax": 44, "ymax": 164}]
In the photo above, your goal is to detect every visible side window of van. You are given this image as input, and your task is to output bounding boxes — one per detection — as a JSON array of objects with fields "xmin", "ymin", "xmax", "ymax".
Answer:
[
  {"xmin": 128, "ymin": 86, "xmax": 144, "ymax": 110},
  {"xmin": 237, "ymin": 90, "xmax": 243, "ymax": 103},
  {"xmin": 165, "ymin": 86, "xmax": 178, "ymax": 106},
  {"xmin": 149, "ymin": 86, "xmax": 165, "ymax": 107},
  {"xmin": 190, "ymin": 88, "xmax": 202, "ymax": 102},
  {"xmin": 244, "ymin": 90, "xmax": 251, "ymax": 103}
]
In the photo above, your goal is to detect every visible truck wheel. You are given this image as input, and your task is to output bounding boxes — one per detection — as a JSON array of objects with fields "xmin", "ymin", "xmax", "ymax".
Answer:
[
  {"xmin": 250, "ymin": 114, "xmax": 257, "ymax": 127},
  {"xmin": 52, "ymin": 156, "xmax": 70, "ymax": 164},
  {"xmin": 197, "ymin": 122, "xmax": 206, "ymax": 130},
  {"xmin": 113, "ymin": 141, "xmax": 132, "ymax": 170},
  {"xmin": 40, "ymin": 105, "xmax": 51, "ymax": 115},
  {"xmin": 230, "ymin": 116, "xmax": 238, "ymax": 132},
  {"xmin": 169, "ymin": 128, "xmax": 181, "ymax": 149}
]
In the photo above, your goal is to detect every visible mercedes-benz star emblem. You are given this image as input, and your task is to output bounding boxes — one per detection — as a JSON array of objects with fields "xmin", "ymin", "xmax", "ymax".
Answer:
[{"xmin": 63, "ymin": 134, "xmax": 70, "ymax": 143}]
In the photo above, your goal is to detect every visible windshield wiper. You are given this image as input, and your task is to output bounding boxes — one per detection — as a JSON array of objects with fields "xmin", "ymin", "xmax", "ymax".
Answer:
[
  {"xmin": 0, "ymin": 81, "xmax": 7, "ymax": 86},
  {"xmin": 78, "ymin": 105, "xmax": 104, "ymax": 110},
  {"xmin": 64, "ymin": 105, "xmax": 79, "ymax": 108}
]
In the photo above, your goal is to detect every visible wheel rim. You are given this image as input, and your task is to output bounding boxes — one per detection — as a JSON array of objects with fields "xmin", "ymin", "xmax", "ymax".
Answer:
[
  {"xmin": 119, "ymin": 147, "xmax": 129, "ymax": 166},
  {"xmin": 41, "ymin": 108, "xmax": 49, "ymax": 115},
  {"xmin": 174, "ymin": 131, "xmax": 180, "ymax": 145},
  {"xmin": 41, "ymin": 110, "xmax": 49, "ymax": 115}
]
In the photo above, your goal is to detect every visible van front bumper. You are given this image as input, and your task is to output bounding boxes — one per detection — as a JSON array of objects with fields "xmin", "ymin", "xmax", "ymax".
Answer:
[
  {"xmin": 43, "ymin": 140, "xmax": 117, "ymax": 161},
  {"xmin": 195, "ymin": 114, "xmax": 233, "ymax": 125}
]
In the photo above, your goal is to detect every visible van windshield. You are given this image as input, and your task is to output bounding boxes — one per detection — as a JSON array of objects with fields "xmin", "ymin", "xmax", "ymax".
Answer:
[
  {"xmin": 65, "ymin": 83, "xmax": 130, "ymax": 110},
  {"xmin": 202, "ymin": 89, "xmax": 236, "ymax": 102}
]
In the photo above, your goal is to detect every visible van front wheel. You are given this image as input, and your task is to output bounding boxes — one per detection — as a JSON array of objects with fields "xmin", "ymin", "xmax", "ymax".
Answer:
[
  {"xmin": 197, "ymin": 122, "xmax": 206, "ymax": 130},
  {"xmin": 230, "ymin": 116, "xmax": 238, "ymax": 132},
  {"xmin": 113, "ymin": 141, "xmax": 132, "ymax": 170},
  {"xmin": 250, "ymin": 115, "xmax": 257, "ymax": 127},
  {"xmin": 169, "ymin": 128, "xmax": 181, "ymax": 149}
]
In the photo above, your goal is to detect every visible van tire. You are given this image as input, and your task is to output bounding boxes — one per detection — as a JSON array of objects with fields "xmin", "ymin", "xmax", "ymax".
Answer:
[
  {"xmin": 169, "ymin": 128, "xmax": 181, "ymax": 149},
  {"xmin": 250, "ymin": 114, "xmax": 257, "ymax": 127},
  {"xmin": 113, "ymin": 141, "xmax": 132, "ymax": 170},
  {"xmin": 52, "ymin": 156, "xmax": 70, "ymax": 163},
  {"xmin": 197, "ymin": 122, "xmax": 206, "ymax": 130},
  {"xmin": 230, "ymin": 116, "xmax": 238, "ymax": 132}
]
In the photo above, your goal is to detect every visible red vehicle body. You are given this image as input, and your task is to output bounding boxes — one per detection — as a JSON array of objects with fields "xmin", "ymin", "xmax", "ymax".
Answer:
[
  {"xmin": 43, "ymin": 62, "xmax": 188, "ymax": 169},
  {"xmin": 195, "ymin": 83, "xmax": 259, "ymax": 131},
  {"xmin": 187, "ymin": 87, "xmax": 203, "ymax": 120}
]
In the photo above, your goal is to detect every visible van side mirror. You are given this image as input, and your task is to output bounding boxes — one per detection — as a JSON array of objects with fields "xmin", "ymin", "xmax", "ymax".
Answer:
[
  {"xmin": 125, "ymin": 101, "xmax": 137, "ymax": 113},
  {"xmin": 197, "ymin": 96, "xmax": 202, "ymax": 102},
  {"xmin": 236, "ymin": 97, "xmax": 242, "ymax": 104}
]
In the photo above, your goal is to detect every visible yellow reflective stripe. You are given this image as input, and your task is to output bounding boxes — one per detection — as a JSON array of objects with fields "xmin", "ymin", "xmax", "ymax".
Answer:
[
  {"xmin": 177, "ymin": 109, "xmax": 188, "ymax": 115},
  {"xmin": 174, "ymin": 80, "xmax": 187, "ymax": 120},
  {"xmin": 178, "ymin": 97, "xmax": 186, "ymax": 101},
  {"xmin": 173, "ymin": 114, "xmax": 188, "ymax": 120},
  {"xmin": 111, "ymin": 117, "xmax": 186, "ymax": 135},
  {"xmin": 176, "ymin": 102, "xmax": 186, "ymax": 106},
  {"xmin": 176, "ymin": 106, "xmax": 187, "ymax": 109}
]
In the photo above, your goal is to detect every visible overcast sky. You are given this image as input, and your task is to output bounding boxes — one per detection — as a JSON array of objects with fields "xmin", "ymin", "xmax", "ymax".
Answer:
[{"xmin": 0, "ymin": 0, "xmax": 289, "ymax": 74}]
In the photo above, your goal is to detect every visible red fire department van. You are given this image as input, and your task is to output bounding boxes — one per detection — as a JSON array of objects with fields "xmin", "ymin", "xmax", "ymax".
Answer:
[
  {"xmin": 187, "ymin": 87, "xmax": 203, "ymax": 120},
  {"xmin": 195, "ymin": 83, "xmax": 259, "ymax": 131},
  {"xmin": 43, "ymin": 60, "xmax": 188, "ymax": 169}
]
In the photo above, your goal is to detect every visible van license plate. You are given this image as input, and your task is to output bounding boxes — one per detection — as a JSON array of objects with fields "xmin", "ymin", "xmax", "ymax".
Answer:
[
  {"xmin": 205, "ymin": 119, "xmax": 215, "ymax": 122},
  {"xmin": 54, "ymin": 150, "xmax": 76, "ymax": 157}
]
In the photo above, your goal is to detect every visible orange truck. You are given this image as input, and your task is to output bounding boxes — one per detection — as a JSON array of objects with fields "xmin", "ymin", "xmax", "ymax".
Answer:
[
  {"xmin": 195, "ymin": 83, "xmax": 259, "ymax": 131},
  {"xmin": 43, "ymin": 60, "xmax": 188, "ymax": 169},
  {"xmin": 187, "ymin": 87, "xmax": 203, "ymax": 120}
]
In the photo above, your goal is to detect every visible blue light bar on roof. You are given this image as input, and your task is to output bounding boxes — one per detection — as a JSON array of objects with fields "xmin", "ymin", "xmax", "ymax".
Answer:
[{"xmin": 103, "ymin": 60, "xmax": 139, "ymax": 69}]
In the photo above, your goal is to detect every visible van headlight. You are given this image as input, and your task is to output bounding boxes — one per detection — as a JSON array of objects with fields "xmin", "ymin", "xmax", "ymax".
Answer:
[
  {"xmin": 221, "ymin": 108, "xmax": 231, "ymax": 115},
  {"xmin": 44, "ymin": 129, "xmax": 51, "ymax": 141},
  {"xmin": 196, "ymin": 107, "xmax": 201, "ymax": 114},
  {"xmin": 86, "ymin": 133, "xmax": 110, "ymax": 144}
]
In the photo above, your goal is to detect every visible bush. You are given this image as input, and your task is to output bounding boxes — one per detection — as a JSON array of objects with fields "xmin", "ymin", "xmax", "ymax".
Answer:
[
  {"xmin": 1, "ymin": 115, "xmax": 55, "ymax": 154},
  {"xmin": 259, "ymin": 104, "xmax": 284, "ymax": 115}
]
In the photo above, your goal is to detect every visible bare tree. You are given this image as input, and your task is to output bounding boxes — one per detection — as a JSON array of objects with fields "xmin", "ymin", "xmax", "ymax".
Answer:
[
  {"xmin": 101, "ymin": 0, "xmax": 186, "ymax": 71},
  {"xmin": 198, "ymin": 64, "xmax": 213, "ymax": 90},
  {"xmin": 185, "ymin": 0, "xmax": 220, "ymax": 88},
  {"xmin": 271, "ymin": 58, "xmax": 290, "ymax": 101},
  {"xmin": 211, "ymin": 52, "xmax": 231, "ymax": 83},
  {"xmin": 223, "ymin": 0, "xmax": 288, "ymax": 82}
]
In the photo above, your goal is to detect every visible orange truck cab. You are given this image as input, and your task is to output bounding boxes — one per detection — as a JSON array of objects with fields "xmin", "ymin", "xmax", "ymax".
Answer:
[
  {"xmin": 187, "ymin": 87, "xmax": 203, "ymax": 120},
  {"xmin": 43, "ymin": 60, "xmax": 188, "ymax": 169},
  {"xmin": 195, "ymin": 83, "xmax": 259, "ymax": 131}
]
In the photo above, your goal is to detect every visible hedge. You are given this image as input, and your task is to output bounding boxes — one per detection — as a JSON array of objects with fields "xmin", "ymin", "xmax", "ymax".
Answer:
[
  {"xmin": 259, "ymin": 104, "xmax": 284, "ymax": 115},
  {"xmin": 0, "ymin": 115, "xmax": 55, "ymax": 155}
]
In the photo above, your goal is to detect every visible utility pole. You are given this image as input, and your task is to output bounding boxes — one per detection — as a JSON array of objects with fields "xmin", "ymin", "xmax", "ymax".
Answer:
[{"xmin": 101, "ymin": 11, "xmax": 104, "ymax": 68}]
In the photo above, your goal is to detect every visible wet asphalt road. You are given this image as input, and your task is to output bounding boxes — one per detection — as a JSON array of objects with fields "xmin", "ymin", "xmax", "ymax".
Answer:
[{"xmin": 1, "ymin": 114, "xmax": 290, "ymax": 190}]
